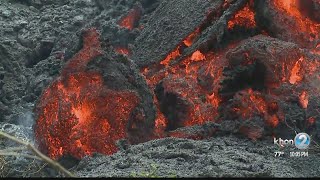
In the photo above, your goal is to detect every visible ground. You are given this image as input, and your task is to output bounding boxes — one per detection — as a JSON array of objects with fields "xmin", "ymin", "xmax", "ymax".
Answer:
[{"xmin": 0, "ymin": 0, "xmax": 319, "ymax": 178}]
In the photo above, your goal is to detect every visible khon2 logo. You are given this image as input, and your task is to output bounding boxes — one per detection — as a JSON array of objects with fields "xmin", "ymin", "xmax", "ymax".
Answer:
[
  {"xmin": 274, "ymin": 132, "xmax": 311, "ymax": 149},
  {"xmin": 294, "ymin": 133, "xmax": 310, "ymax": 149}
]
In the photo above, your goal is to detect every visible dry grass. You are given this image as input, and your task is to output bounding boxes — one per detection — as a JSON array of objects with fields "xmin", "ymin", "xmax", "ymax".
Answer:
[
  {"xmin": 0, "ymin": 155, "xmax": 9, "ymax": 177},
  {"xmin": 0, "ymin": 131, "xmax": 76, "ymax": 177},
  {"xmin": 0, "ymin": 155, "xmax": 49, "ymax": 177}
]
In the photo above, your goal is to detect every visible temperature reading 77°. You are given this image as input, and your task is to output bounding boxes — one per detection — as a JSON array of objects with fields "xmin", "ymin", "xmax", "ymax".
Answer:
[{"xmin": 274, "ymin": 151, "xmax": 284, "ymax": 157}]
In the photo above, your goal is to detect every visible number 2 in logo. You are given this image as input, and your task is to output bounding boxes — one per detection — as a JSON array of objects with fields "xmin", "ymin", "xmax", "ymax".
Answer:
[{"xmin": 294, "ymin": 133, "xmax": 311, "ymax": 149}]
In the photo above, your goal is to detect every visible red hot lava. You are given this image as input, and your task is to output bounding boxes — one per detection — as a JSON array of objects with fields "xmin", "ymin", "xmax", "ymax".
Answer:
[
  {"xmin": 227, "ymin": 2, "xmax": 256, "ymax": 30},
  {"xmin": 35, "ymin": 29, "xmax": 139, "ymax": 159},
  {"xmin": 35, "ymin": 0, "xmax": 320, "ymax": 160},
  {"xmin": 272, "ymin": 0, "xmax": 320, "ymax": 43},
  {"xmin": 143, "ymin": 46, "xmax": 228, "ymax": 134},
  {"xmin": 118, "ymin": 6, "xmax": 142, "ymax": 30},
  {"xmin": 231, "ymin": 88, "xmax": 280, "ymax": 128},
  {"xmin": 114, "ymin": 46, "xmax": 131, "ymax": 56}
]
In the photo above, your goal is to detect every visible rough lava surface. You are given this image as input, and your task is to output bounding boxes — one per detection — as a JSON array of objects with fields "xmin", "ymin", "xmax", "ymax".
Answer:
[{"xmin": 0, "ymin": 0, "xmax": 320, "ymax": 178}]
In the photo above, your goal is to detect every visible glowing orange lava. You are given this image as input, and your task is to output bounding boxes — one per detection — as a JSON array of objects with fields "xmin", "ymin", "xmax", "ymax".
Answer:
[
  {"xmin": 235, "ymin": 89, "xmax": 267, "ymax": 118},
  {"xmin": 191, "ymin": 50, "xmax": 206, "ymax": 61},
  {"xmin": 118, "ymin": 6, "xmax": 142, "ymax": 30},
  {"xmin": 183, "ymin": 28, "xmax": 200, "ymax": 47},
  {"xmin": 308, "ymin": 117, "xmax": 315, "ymax": 126},
  {"xmin": 289, "ymin": 57, "xmax": 304, "ymax": 84},
  {"xmin": 299, "ymin": 91, "xmax": 308, "ymax": 109},
  {"xmin": 33, "ymin": 0, "xmax": 320, "ymax": 160},
  {"xmin": 115, "ymin": 47, "xmax": 130, "ymax": 56},
  {"xmin": 273, "ymin": 0, "xmax": 320, "ymax": 41},
  {"xmin": 35, "ymin": 29, "xmax": 139, "ymax": 159},
  {"xmin": 160, "ymin": 46, "xmax": 181, "ymax": 66},
  {"xmin": 36, "ymin": 72, "xmax": 139, "ymax": 159},
  {"xmin": 233, "ymin": 88, "xmax": 280, "ymax": 128},
  {"xmin": 143, "ymin": 46, "xmax": 227, "ymax": 135},
  {"xmin": 62, "ymin": 28, "xmax": 102, "ymax": 75},
  {"xmin": 227, "ymin": 3, "xmax": 256, "ymax": 30},
  {"xmin": 160, "ymin": 25, "xmax": 204, "ymax": 66}
]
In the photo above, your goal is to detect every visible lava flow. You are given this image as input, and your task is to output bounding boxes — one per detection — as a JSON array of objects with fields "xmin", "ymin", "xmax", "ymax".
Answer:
[
  {"xmin": 289, "ymin": 56, "xmax": 305, "ymax": 84},
  {"xmin": 143, "ymin": 1, "xmax": 261, "ymax": 136},
  {"xmin": 118, "ymin": 6, "xmax": 142, "ymax": 30},
  {"xmin": 231, "ymin": 88, "xmax": 280, "ymax": 128},
  {"xmin": 143, "ymin": 47, "xmax": 228, "ymax": 134},
  {"xmin": 34, "ymin": 29, "xmax": 139, "ymax": 159},
  {"xmin": 114, "ymin": 46, "xmax": 131, "ymax": 56},
  {"xmin": 227, "ymin": 2, "xmax": 256, "ymax": 30},
  {"xmin": 34, "ymin": 0, "xmax": 320, "ymax": 160},
  {"xmin": 273, "ymin": 0, "xmax": 320, "ymax": 42}
]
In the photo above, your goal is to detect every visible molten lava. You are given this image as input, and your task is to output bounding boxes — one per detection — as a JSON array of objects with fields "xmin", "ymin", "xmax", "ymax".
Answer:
[
  {"xmin": 36, "ymin": 72, "xmax": 139, "ymax": 159},
  {"xmin": 227, "ymin": 3, "xmax": 256, "ymax": 30},
  {"xmin": 35, "ymin": 0, "xmax": 320, "ymax": 160},
  {"xmin": 231, "ymin": 88, "xmax": 281, "ymax": 128},
  {"xmin": 35, "ymin": 29, "xmax": 139, "ymax": 159},
  {"xmin": 115, "ymin": 47, "xmax": 130, "ymax": 56},
  {"xmin": 233, "ymin": 89, "xmax": 267, "ymax": 118},
  {"xmin": 273, "ymin": 0, "xmax": 320, "ymax": 42},
  {"xmin": 299, "ymin": 91, "xmax": 309, "ymax": 109},
  {"xmin": 183, "ymin": 28, "xmax": 200, "ymax": 47},
  {"xmin": 289, "ymin": 57, "xmax": 304, "ymax": 84},
  {"xmin": 118, "ymin": 6, "xmax": 142, "ymax": 30},
  {"xmin": 160, "ymin": 46, "xmax": 181, "ymax": 66},
  {"xmin": 143, "ymin": 47, "xmax": 227, "ymax": 135},
  {"xmin": 62, "ymin": 28, "xmax": 102, "ymax": 75},
  {"xmin": 159, "ymin": 27, "xmax": 203, "ymax": 66},
  {"xmin": 191, "ymin": 50, "xmax": 206, "ymax": 62}
]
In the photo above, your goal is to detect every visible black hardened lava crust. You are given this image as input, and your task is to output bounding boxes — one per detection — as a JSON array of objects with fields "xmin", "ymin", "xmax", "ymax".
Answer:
[{"xmin": 0, "ymin": 0, "xmax": 319, "ymax": 178}]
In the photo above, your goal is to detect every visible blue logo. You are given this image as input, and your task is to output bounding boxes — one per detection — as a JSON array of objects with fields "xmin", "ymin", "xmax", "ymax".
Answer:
[{"xmin": 294, "ymin": 133, "xmax": 311, "ymax": 149}]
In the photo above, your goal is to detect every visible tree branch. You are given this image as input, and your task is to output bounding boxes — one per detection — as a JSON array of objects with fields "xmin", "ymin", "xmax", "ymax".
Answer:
[
  {"xmin": 0, "ymin": 146, "xmax": 27, "ymax": 152},
  {"xmin": 0, "ymin": 152, "xmax": 41, "ymax": 161},
  {"xmin": 0, "ymin": 131, "xmax": 77, "ymax": 178}
]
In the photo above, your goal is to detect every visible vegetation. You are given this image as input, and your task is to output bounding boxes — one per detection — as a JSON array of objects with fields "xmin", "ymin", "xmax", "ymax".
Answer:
[
  {"xmin": 0, "ymin": 131, "xmax": 76, "ymax": 177},
  {"xmin": 0, "ymin": 155, "xmax": 7, "ymax": 177}
]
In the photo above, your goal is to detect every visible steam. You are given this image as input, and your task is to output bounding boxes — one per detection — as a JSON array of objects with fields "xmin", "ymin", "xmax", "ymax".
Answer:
[
  {"xmin": 17, "ymin": 110, "xmax": 35, "ymax": 144},
  {"xmin": 0, "ymin": 111, "xmax": 35, "ymax": 144}
]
